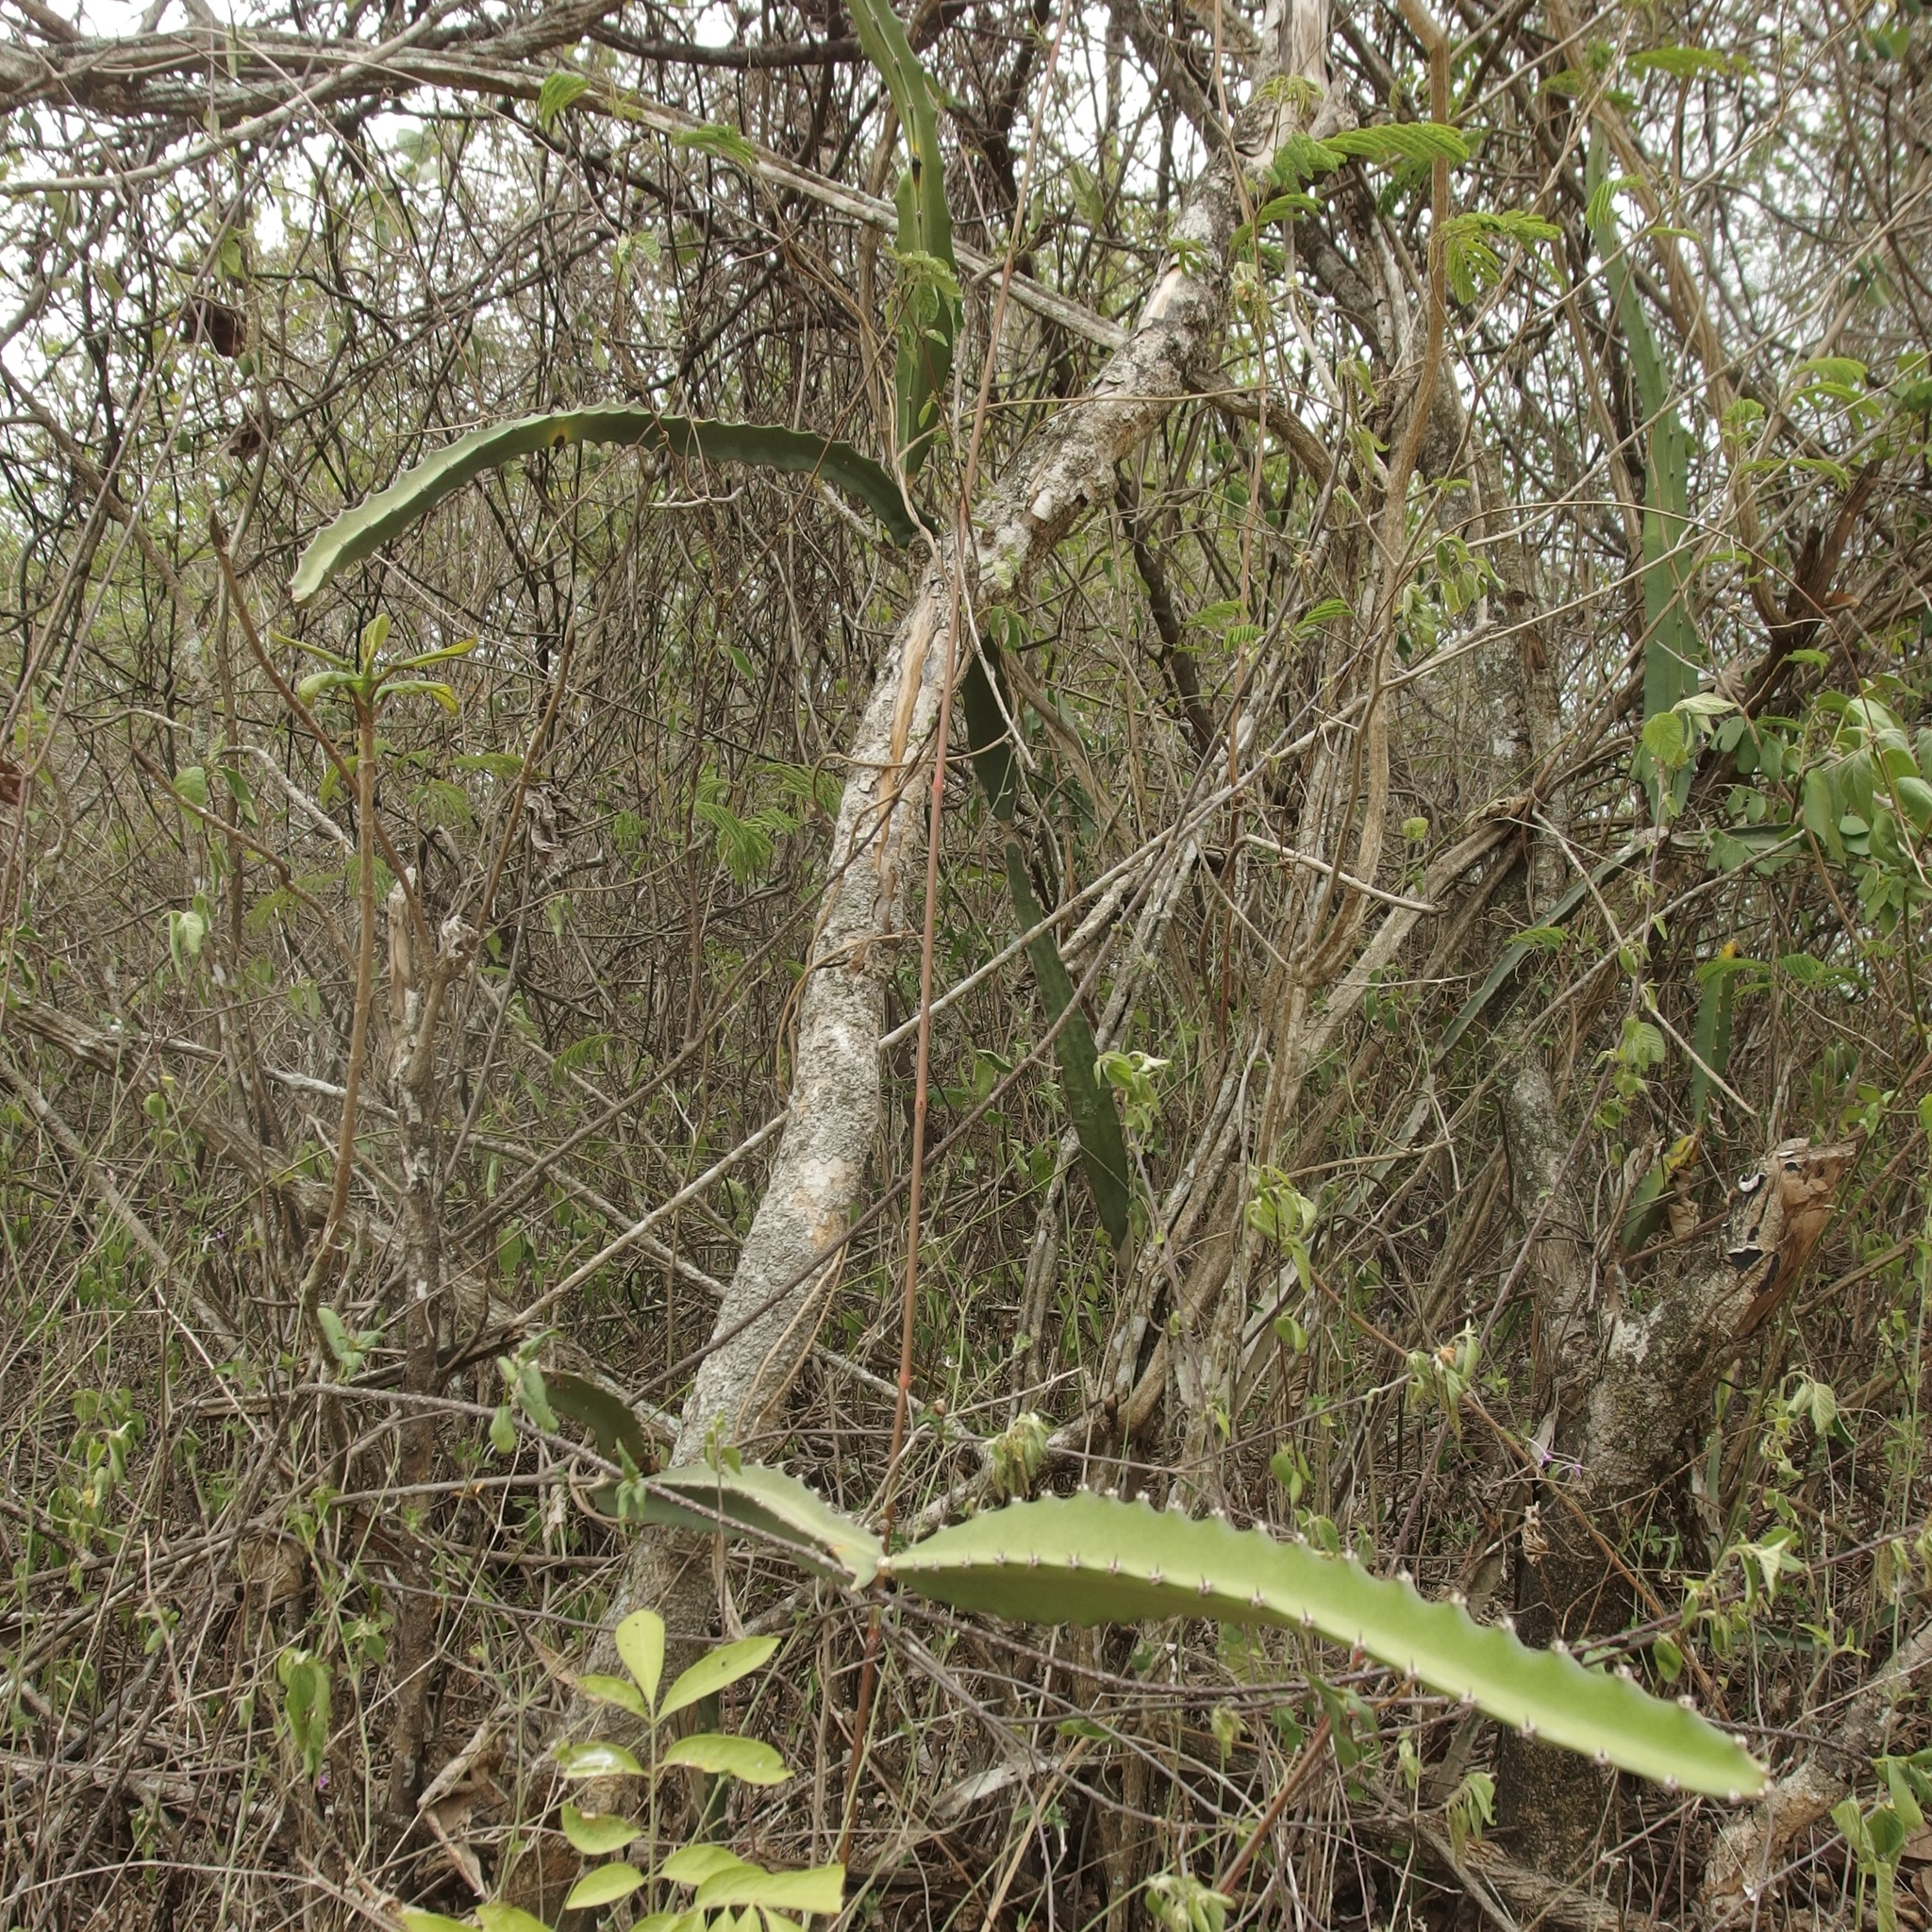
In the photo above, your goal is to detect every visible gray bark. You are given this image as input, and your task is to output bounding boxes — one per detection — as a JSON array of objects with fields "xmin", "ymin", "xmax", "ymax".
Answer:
[
  {"xmin": 1494, "ymin": 1063, "xmax": 1859, "ymax": 1879},
  {"xmin": 578, "ymin": 115, "xmax": 1259, "ymax": 1685}
]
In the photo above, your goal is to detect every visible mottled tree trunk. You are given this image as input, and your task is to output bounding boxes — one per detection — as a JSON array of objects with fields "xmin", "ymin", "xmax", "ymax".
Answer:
[{"xmin": 576, "ymin": 123, "xmax": 1255, "ymax": 1698}]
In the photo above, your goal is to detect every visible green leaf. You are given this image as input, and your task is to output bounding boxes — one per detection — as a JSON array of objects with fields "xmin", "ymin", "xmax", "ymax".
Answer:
[
  {"xmin": 476, "ymin": 1908, "xmax": 553, "ymax": 1932},
  {"xmin": 454, "ymin": 751, "xmax": 525, "ymax": 780},
  {"xmin": 846, "ymin": 0, "xmax": 955, "ymax": 479},
  {"xmin": 399, "ymin": 633, "xmax": 480, "ymax": 668},
  {"xmin": 172, "ymin": 764, "xmax": 208, "ymax": 809},
  {"xmin": 1296, "ymin": 597, "xmax": 1352, "ymax": 632},
  {"xmin": 291, "ymin": 408, "xmax": 916, "ymax": 601},
  {"xmin": 659, "ymin": 1636, "xmax": 779, "ymax": 1720},
  {"xmin": 1620, "ymin": 1160, "xmax": 1670, "ymax": 1255},
  {"xmin": 537, "ymin": 70, "xmax": 591, "ymax": 130},
  {"xmin": 692, "ymin": 1864, "xmax": 846, "ymax": 1915},
  {"xmin": 959, "ymin": 642, "xmax": 1019, "ymax": 825},
  {"xmin": 554, "ymin": 1740, "xmax": 644, "ymax": 1778},
  {"xmin": 398, "ymin": 1915, "xmax": 480, "ymax": 1932},
  {"xmin": 1641, "ymin": 708, "xmax": 1689, "ymax": 772},
  {"xmin": 577, "ymin": 1674, "xmax": 650, "ymax": 1720},
  {"xmin": 886, "ymin": 1492, "xmax": 1766, "ymax": 1798},
  {"xmin": 1322, "ymin": 122, "xmax": 1469, "ymax": 168},
  {"xmin": 565, "ymin": 1864, "xmax": 647, "ymax": 1910},
  {"xmin": 1511, "ymin": 924, "xmax": 1568, "ymax": 951},
  {"xmin": 663, "ymin": 1845, "xmax": 751, "ymax": 1886},
  {"xmin": 659, "ymin": 1732, "xmax": 791, "ymax": 1784},
  {"xmin": 1587, "ymin": 128, "xmax": 1701, "ymax": 807},
  {"xmin": 276, "ymin": 1646, "xmax": 331, "ymax": 1781},
  {"xmin": 296, "ymin": 668, "xmax": 361, "ymax": 704},
  {"xmin": 316, "ymin": 1306, "xmax": 358, "ymax": 1374},
  {"xmin": 561, "ymin": 1804, "xmax": 642, "ymax": 1856},
  {"xmin": 1894, "ymin": 774, "xmax": 1932, "ymax": 830},
  {"xmin": 615, "ymin": 1607, "xmax": 666, "ymax": 1709},
  {"xmin": 1630, "ymin": 43, "xmax": 1745, "ymax": 78},
  {"xmin": 378, "ymin": 677, "xmax": 459, "ymax": 714},
  {"xmin": 675, "ymin": 122, "xmax": 758, "ymax": 171},
  {"xmin": 957, "ymin": 631, "xmax": 1136, "ymax": 1241}
]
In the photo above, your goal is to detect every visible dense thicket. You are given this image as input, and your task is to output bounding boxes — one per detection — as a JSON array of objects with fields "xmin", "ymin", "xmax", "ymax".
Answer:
[{"xmin": 2, "ymin": 0, "xmax": 1930, "ymax": 1924}]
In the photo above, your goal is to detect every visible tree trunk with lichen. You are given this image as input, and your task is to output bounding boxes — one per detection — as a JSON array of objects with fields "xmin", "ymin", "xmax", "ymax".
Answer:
[
  {"xmin": 1494, "ymin": 1058, "xmax": 1858, "ymax": 1875},
  {"xmin": 572, "ymin": 129, "xmax": 1260, "ymax": 1707}
]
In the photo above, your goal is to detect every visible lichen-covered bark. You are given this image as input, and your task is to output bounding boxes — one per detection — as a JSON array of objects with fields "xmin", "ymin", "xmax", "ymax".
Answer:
[
  {"xmin": 577, "ymin": 129, "xmax": 1251, "ymax": 1688},
  {"xmin": 1494, "ymin": 1067, "xmax": 1859, "ymax": 1877}
]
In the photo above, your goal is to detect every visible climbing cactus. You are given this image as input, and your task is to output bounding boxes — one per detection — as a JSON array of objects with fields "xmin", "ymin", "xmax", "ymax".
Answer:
[
  {"xmin": 887, "ymin": 1492, "xmax": 1765, "ymax": 1799},
  {"xmin": 635, "ymin": 1463, "xmax": 1765, "ymax": 1800},
  {"xmin": 634, "ymin": 1459, "xmax": 882, "ymax": 1588}
]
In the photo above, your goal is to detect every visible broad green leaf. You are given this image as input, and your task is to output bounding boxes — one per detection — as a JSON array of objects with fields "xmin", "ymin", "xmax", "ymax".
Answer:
[
  {"xmin": 659, "ymin": 1636, "xmax": 778, "ymax": 1720},
  {"xmin": 663, "ymin": 1844, "xmax": 751, "ymax": 1886},
  {"xmin": 379, "ymin": 677, "xmax": 459, "ymax": 714},
  {"xmin": 660, "ymin": 1732, "xmax": 791, "ymax": 1785},
  {"xmin": 565, "ymin": 1863, "xmax": 647, "ymax": 1909},
  {"xmin": 1894, "ymin": 774, "xmax": 1932, "ymax": 829},
  {"xmin": 554, "ymin": 1740, "xmax": 644, "ymax": 1778},
  {"xmin": 453, "ymin": 751, "xmax": 525, "ymax": 780},
  {"xmin": 399, "ymin": 633, "xmax": 480, "ymax": 668},
  {"xmin": 172, "ymin": 764, "xmax": 208, "ymax": 808},
  {"xmin": 561, "ymin": 1804, "xmax": 642, "ymax": 1855},
  {"xmin": 1630, "ymin": 43, "xmax": 1744, "ymax": 78},
  {"xmin": 887, "ymin": 1492, "xmax": 1766, "ymax": 1798},
  {"xmin": 1641, "ymin": 708, "xmax": 1689, "ymax": 771},
  {"xmin": 398, "ymin": 1914, "xmax": 478, "ymax": 1932},
  {"xmin": 296, "ymin": 668, "xmax": 361, "ymax": 703},
  {"xmin": 291, "ymin": 408, "xmax": 916, "ymax": 601},
  {"xmin": 615, "ymin": 1607, "xmax": 666, "ymax": 1708},
  {"xmin": 577, "ymin": 1674, "xmax": 650, "ymax": 1720},
  {"xmin": 675, "ymin": 122, "xmax": 758, "ymax": 170},
  {"xmin": 476, "ymin": 1907, "xmax": 553, "ymax": 1932},
  {"xmin": 691, "ymin": 1864, "xmax": 845, "ymax": 1914}
]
